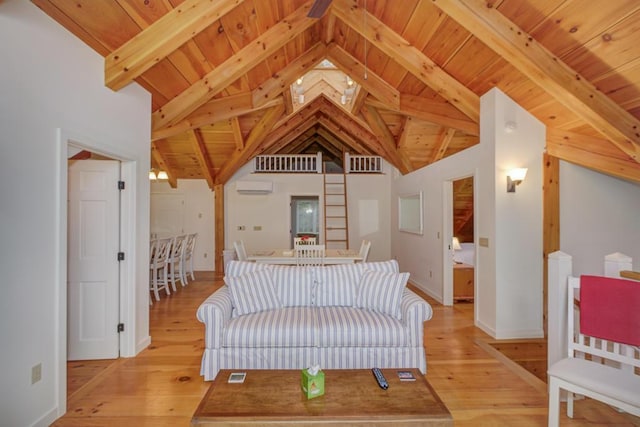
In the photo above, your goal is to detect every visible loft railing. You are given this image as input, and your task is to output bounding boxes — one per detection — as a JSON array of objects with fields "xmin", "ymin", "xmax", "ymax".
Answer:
[
  {"xmin": 254, "ymin": 153, "xmax": 322, "ymax": 173},
  {"xmin": 253, "ymin": 152, "xmax": 383, "ymax": 174},
  {"xmin": 344, "ymin": 153, "xmax": 383, "ymax": 173}
]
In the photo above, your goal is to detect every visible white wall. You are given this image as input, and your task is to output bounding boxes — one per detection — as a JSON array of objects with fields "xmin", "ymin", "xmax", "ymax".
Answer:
[
  {"xmin": 391, "ymin": 88, "xmax": 545, "ymax": 340},
  {"xmin": 0, "ymin": 2, "xmax": 151, "ymax": 426},
  {"xmin": 225, "ymin": 163, "xmax": 392, "ymax": 260},
  {"xmin": 560, "ymin": 162, "xmax": 640, "ymax": 274},
  {"xmin": 151, "ymin": 180, "xmax": 215, "ymax": 270}
]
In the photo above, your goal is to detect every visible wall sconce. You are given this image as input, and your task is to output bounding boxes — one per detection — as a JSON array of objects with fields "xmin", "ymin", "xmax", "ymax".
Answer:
[
  {"xmin": 156, "ymin": 170, "xmax": 169, "ymax": 180},
  {"xmin": 149, "ymin": 170, "xmax": 157, "ymax": 180},
  {"xmin": 507, "ymin": 168, "xmax": 527, "ymax": 192}
]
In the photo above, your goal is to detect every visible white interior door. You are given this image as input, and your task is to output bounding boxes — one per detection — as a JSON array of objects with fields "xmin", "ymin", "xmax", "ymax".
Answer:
[{"xmin": 68, "ymin": 159, "xmax": 120, "ymax": 360}]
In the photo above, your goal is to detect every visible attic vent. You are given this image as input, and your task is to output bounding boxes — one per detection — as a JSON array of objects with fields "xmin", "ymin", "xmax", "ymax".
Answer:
[{"xmin": 236, "ymin": 180, "xmax": 273, "ymax": 194}]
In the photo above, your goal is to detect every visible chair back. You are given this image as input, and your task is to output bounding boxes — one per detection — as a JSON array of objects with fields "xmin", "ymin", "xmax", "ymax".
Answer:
[
  {"xmin": 358, "ymin": 240, "xmax": 371, "ymax": 262},
  {"xmin": 295, "ymin": 244, "xmax": 325, "ymax": 266},
  {"xmin": 234, "ymin": 240, "xmax": 248, "ymax": 261},
  {"xmin": 294, "ymin": 236, "xmax": 317, "ymax": 246},
  {"xmin": 151, "ymin": 238, "xmax": 172, "ymax": 267},
  {"xmin": 184, "ymin": 233, "xmax": 197, "ymax": 259},
  {"xmin": 170, "ymin": 235, "xmax": 187, "ymax": 261}
]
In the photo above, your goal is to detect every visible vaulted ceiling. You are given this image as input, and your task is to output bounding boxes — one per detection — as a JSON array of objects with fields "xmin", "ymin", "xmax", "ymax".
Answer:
[{"xmin": 33, "ymin": 0, "xmax": 640, "ymax": 190}]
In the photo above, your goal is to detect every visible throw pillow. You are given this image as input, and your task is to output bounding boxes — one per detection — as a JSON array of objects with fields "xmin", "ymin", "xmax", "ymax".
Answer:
[
  {"xmin": 362, "ymin": 259, "xmax": 399, "ymax": 273},
  {"xmin": 225, "ymin": 269, "xmax": 282, "ymax": 316},
  {"xmin": 356, "ymin": 270, "xmax": 409, "ymax": 319}
]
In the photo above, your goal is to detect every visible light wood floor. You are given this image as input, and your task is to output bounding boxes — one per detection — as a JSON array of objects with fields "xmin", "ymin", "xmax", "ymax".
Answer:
[{"xmin": 54, "ymin": 273, "xmax": 640, "ymax": 426}]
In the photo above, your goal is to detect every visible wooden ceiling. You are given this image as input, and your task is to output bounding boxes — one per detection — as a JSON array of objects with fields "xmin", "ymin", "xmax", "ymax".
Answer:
[{"xmin": 33, "ymin": 0, "xmax": 640, "ymax": 189}]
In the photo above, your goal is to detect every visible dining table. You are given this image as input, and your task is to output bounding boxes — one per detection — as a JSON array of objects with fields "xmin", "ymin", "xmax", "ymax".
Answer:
[{"xmin": 246, "ymin": 248, "xmax": 362, "ymax": 264}]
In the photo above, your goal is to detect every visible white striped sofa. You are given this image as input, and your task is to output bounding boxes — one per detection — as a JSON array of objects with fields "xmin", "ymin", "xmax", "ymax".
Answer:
[{"xmin": 197, "ymin": 260, "xmax": 433, "ymax": 380}]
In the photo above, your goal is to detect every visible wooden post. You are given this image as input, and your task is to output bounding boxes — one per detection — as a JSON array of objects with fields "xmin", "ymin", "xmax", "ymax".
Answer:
[
  {"xmin": 214, "ymin": 184, "xmax": 225, "ymax": 273},
  {"xmin": 543, "ymin": 153, "xmax": 560, "ymax": 337},
  {"xmin": 547, "ymin": 251, "xmax": 572, "ymax": 371},
  {"xmin": 604, "ymin": 252, "xmax": 632, "ymax": 278}
]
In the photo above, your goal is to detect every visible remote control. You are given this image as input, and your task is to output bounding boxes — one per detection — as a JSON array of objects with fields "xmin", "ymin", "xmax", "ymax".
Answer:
[{"xmin": 372, "ymin": 367, "xmax": 389, "ymax": 390}]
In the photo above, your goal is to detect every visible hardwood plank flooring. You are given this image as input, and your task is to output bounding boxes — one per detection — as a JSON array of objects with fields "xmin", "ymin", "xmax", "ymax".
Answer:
[{"xmin": 54, "ymin": 274, "xmax": 640, "ymax": 426}]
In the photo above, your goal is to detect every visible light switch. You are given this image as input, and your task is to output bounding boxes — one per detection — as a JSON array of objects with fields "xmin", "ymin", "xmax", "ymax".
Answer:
[{"xmin": 479, "ymin": 237, "xmax": 489, "ymax": 247}]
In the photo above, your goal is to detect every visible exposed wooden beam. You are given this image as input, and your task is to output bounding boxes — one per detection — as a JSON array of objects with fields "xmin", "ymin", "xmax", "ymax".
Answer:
[
  {"xmin": 361, "ymin": 104, "xmax": 411, "ymax": 174},
  {"xmin": 542, "ymin": 152, "xmax": 560, "ymax": 337},
  {"xmin": 547, "ymin": 128, "xmax": 640, "ymax": 183},
  {"xmin": 214, "ymin": 183, "xmax": 224, "ymax": 273},
  {"xmin": 326, "ymin": 43, "xmax": 400, "ymax": 109},
  {"xmin": 216, "ymin": 103, "xmax": 286, "ymax": 184},
  {"xmin": 350, "ymin": 87, "xmax": 368, "ymax": 115},
  {"xmin": 252, "ymin": 43, "xmax": 327, "ymax": 108},
  {"xmin": 152, "ymin": 0, "xmax": 316, "ymax": 131},
  {"xmin": 432, "ymin": 0, "xmax": 640, "ymax": 162},
  {"xmin": 316, "ymin": 127, "xmax": 368, "ymax": 156},
  {"xmin": 431, "ymin": 128, "xmax": 457, "ymax": 163},
  {"xmin": 317, "ymin": 116, "xmax": 375, "ymax": 157},
  {"xmin": 230, "ymin": 117, "xmax": 244, "ymax": 151},
  {"xmin": 152, "ymin": 94, "xmax": 281, "ymax": 141},
  {"xmin": 189, "ymin": 129, "xmax": 216, "ymax": 189},
  {"xmin": 365, "ymin": 95, "xmax": 479, "ymax": 136},
  {"xmin": 151, "ymin": 140, "xmax": 177, "ymax": 188},
  {"xmin": 105, "ymin": 0, "xmax": 242, "ymax": 91},
  {"xmin": 332, "ymin": 0, "xmax": 479, "ymax": 122}
]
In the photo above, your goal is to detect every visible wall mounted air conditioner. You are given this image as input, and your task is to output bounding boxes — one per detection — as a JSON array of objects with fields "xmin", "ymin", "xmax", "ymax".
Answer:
[{"xmin": 236, "ymin": 180, "xmax": 273, "ymax": 194}]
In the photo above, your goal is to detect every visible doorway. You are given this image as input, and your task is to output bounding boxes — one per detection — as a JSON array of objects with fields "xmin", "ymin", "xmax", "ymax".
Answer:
[
  {"xmin": 56, "ymin": 130, "xmax": 137, "ymax": 414},
  {"xmin": 290, "ymin": 196, "xmax": 320, "ymax": 247},
  {"xmin": 451, "ymin": 176, "xmax": 475, "ymax": 305}
]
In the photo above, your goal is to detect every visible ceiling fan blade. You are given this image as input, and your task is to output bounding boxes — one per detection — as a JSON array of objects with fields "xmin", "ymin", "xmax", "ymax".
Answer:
[{"xmin": 307, "ymin": 0, "xmax": 332, "ymax": 18}]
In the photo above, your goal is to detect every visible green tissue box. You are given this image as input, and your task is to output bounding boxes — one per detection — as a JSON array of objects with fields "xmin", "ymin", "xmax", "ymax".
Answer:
[{"xmin": 301, "ymin": 368, "xmax": 324, "ymax": 399}]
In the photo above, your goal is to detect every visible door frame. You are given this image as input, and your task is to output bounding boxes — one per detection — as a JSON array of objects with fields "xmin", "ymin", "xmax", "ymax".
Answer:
[
  {"xmin": 289, "ymin": 194, "xmax": 322, "ymax": 247},
  {"xmin": 442, "ymin": 172, "xmax": 477, "ymax": 310},
  {"xmin": 55, "ymin": 128, "xmax": 138, "ymax": 415}
]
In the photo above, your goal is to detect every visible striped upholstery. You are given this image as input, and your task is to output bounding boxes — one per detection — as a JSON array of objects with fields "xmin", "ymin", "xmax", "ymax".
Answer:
[
  {"xmin": 314, "ymin": 264, "xmax": 362, "ymax": 306},
  {"xmin": 356, "ymin": 271, "xmax": 409, "ymax": 320},
  {"xmin": 315, "ymin": 306, "xmax": 409, "ymax": 347},
  {"xmin": 225, "ymin": 260, "xmax": 270, "ymax": 277},
  {"xmin": 225, "ymin": 269, "xmax": 282, "ymax": 316},
  {"xmin": 197, "ymin": 262, "xmax": 433, "ymax": 381},
  {"xmin": 361, "ymin": 259, "xmax": 399, "ymax": 273},
  {"xmin": 270, "ymin": 265, "xmax": 314, "ymax": 306},
  {"xmin": 225, "ymin": 307, "xmax": 317, "ymax": 347}
]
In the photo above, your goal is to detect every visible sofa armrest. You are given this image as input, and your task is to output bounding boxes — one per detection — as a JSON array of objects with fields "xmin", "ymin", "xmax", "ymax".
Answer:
[
  {"xmin": 401, "ymin": 289, "xmax": 433, "ymax": 347},
  {"xmin": 196, "ymin": 285, "xmax": 233, "ymax": 349}
]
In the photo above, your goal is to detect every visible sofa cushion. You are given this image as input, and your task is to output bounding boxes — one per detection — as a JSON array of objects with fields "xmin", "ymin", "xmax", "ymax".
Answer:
[
  {"xmin": 314, "ymin": 264, "xmax": 362, "ymax": 307},
  {"xmin": 315, "ymin": 307, "xmax": 409, "ymax": 347},
  {"xmin": 356, "ymin": 271, "xmax": 409, "ymax": 320},
  {"xmin": 225, "ymin": 269, "xmax": 282, "ymax": 316},
  {"xmin": 270, "ymin": 265, "xmax": 314, "ymax": 307},
  {"xmin": 224, "ymin": 307, "xmax": 317, "ymax": 348},
  {"xmin": 361, "ymin": 259, "xmax": 399, "ymax": 273},
  {"xmin": 225, "ymin": 260, "xmax": 270, "ymax": 277}
]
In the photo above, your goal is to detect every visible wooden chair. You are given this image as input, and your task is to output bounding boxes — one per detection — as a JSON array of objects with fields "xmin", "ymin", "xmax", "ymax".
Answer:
[
  {"xmin": 295, "ymin": 244, "xmax": 325, "ymax": 266},
  {"xmin": 167, "ymin": 235, "xmax": 187, "ymax": 291},
  {"xmin": 294, "ymin": 236, "xmax": 317, "ymax": 246},
  {"xmin": 182, "ymin": 233, "xmax": 197, "ymax": 283},
  {"xmin": 547, "ymin": 276, "xmax": 640, "ymax": 427},
  {"xmin": 358, "ymin": 240, "xmax": 371, "ymax": 262},
  {"xmin": 149, "ymin": 238, "xmax": 172, "ymax": 301},
  {"xmin": 234, "ymin": 240, "xmax": 248, "ymax": 261}
]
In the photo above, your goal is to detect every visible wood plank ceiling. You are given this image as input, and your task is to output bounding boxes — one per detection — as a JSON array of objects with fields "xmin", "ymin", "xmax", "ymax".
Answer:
[{"xmin": 32, "ymin": 0, "xmax": 640, "ymax": 192}]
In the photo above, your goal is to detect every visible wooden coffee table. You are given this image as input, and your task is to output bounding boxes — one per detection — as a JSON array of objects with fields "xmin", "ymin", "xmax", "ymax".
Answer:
[{"xmin": 191, "ymin": 368, "xmax": 452, "ymax": 426}]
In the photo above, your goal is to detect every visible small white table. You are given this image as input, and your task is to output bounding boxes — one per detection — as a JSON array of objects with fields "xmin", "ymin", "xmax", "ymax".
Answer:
[{"xmin": 247, "ymin": 249, "xmax": 362, "ymax": 265}]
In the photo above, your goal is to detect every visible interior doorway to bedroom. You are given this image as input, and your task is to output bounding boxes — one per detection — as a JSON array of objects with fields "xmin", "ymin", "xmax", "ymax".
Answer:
[{"xmin": 452, "ymin": 176, "xmax": 475, "ymax": 305}]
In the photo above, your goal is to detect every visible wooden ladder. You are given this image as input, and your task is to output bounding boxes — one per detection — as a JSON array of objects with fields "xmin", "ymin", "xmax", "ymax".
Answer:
[{"xmin": 323, "ymin": 173, "xmax": 349, "ymax": 249}]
